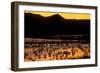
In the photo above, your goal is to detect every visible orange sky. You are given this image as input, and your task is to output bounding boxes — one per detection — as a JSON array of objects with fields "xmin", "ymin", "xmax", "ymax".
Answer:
[{"xmin": 25, "ymin": 11, "xmax": 90, "ymax": 19}]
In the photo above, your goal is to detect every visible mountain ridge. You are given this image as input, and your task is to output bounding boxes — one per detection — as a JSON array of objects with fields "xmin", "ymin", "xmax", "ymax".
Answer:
[
  {"xmin": 25, "ymin": 13, "xmax": 90, "ymax": 20},
  {"xmin": 24, "ymin": 13, "xmax": 90, "ymax": 39}
]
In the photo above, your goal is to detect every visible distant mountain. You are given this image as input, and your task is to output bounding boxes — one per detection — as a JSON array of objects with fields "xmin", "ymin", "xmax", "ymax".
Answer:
[
  {"xmin": 47, "ymin": 14, "xmax": 65, "ymax": 20},
  {"xmin": 24, "ymin": 13, "xmax": 90, "ymax": 39}
]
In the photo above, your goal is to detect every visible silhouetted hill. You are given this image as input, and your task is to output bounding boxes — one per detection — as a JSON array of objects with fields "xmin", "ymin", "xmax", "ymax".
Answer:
[{"xmin": 24, "ymin": 13, "xmax": 90, "ymax": 40}]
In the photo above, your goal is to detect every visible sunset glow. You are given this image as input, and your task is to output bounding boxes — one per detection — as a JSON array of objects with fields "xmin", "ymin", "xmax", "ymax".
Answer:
[{"xmin": 25, "ymin": 11, "xmax": 90, "ymax": 19}]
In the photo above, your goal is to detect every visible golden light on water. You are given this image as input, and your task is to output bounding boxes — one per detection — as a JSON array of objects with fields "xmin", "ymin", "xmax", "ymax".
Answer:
[
  {"xmin": 24, "ymin": 47, "xmax": 90, "ymax": 61},
  {"xmin": 24, "ymin": 39, "xmax": 90, "ymax": 61}
]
